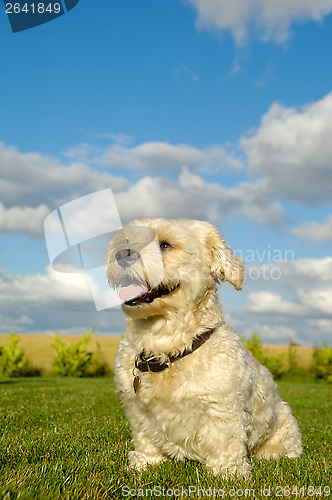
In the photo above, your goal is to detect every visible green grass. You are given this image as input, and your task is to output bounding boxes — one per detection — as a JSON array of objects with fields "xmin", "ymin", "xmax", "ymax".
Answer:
[{"xmin": 0, "ymin": 379, "xmax": 331, "ymax": 499}]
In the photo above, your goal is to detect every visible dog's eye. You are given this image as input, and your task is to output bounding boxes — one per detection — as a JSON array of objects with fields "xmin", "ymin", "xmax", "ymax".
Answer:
[{"xmin": 160, "ymin": 241, "xmax": 172, "ymax": 250}]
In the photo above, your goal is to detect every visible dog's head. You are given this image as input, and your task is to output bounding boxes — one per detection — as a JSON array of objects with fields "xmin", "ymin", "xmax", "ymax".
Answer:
[{"xmin": 105, "ymin": 218, "xmax": 244, "ymax": 319}]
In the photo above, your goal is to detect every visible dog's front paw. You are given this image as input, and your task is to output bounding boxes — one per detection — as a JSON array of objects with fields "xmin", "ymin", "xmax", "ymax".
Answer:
[
  {"xmin": 208, "ymin": 459, "xmax": 252, "ymax": 478},
  {"xmin": 128, "ymin": 450, "xmax": 166, "ymax": 470},
  {"xmin": 128, "ymin": 450, "xmax": 148, "ymax": 470}
]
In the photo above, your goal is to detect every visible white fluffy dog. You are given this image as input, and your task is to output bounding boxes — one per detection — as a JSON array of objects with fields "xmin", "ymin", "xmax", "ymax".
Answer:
[{"xmin": 106, "ymin": 218, "xmax": 302, "ymax": 477}]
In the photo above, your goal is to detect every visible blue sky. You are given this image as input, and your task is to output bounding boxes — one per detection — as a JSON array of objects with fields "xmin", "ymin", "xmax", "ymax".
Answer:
[{"xmin": 0, "ymin": 0, "xmax": 331, "ymax": 345}]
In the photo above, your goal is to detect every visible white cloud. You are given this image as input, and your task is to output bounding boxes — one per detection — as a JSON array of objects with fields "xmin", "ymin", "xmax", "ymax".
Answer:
[
  {"xmin": 114, "ymin": 168, "xmax": 222, "ymax": 222},
  {"xmin": 241, "ymin": 92, "xmax": 332, "ymax": 203},
  {"xmin": 113, "ymin": 167, "xmax": 285, "ymax": 226},
  {"xmin": 245, "ymin": 257, "xmax": 332, "ymax": 295},
  {"xmin": 0, "ymin": 203, "xmax": 50, "ymax": 236},
  {"xmin": 291, "ymin": 214, "xmax": 332, "ymax": 241},
  {"xmin": 0, "ymin": 313, "xmax": 35, "ymax": 333},
  {"xmin": 217, "ymin": 254, "xmax": 332, "ymax": 344},
  {"xmin": 101, "ymin": 141, "xmax": 244, "ymax": 173},
  {"xmin": 227, "ymin": 178, "xmax": 285, "ymax": 225},
  {"xmin": 233, "ymin": 257, "xmax": 332, "ymax": 344},
  {"xmin": 0, "ymin": 266, "xmax": 90, "ymax": 306},
  {"xmin": 297, "ymin": 288, "xmax": 332, "ymax": 316},
  {"xmin": 262, "ymin": 256, "xmax": 331, "ymax": 283},
  {"xmin": 0, "ymin": 267, "xmax": 125, "ymax": 335},
  {"xmin": 0, "ymin": 136, "xmax": 284, "ymax": 236},
  {"xmin": 65, "ymin": 141, "xmax": 244, "ymax": 174},
  {"xmin": 244, "ymin": 291, "xmax": 304, "ymax": 316},
  {"xmin": 187, "ymin": 0, "xmax": 332, "ymax": 44},
  {"xmin": 256, "ymin": 324, "xmax": 299, "ymax": 344},
  {"xmin": 0, "ymin": 141, "xmax": 129, "ymax": 208},
  {"xmin": 92, "ymin": 132, "xmax": 133, "ymax": 145},
  {"xmin": 0, "ymin": 141, "xmax": 130, "ymax": 237},
  {"xmin": 241, "ymin": 323, "xmax": 300, "ymax": 344},
  {"xmin": 307, "ymin": 318, "xmax": 332, "ymax": 334}
]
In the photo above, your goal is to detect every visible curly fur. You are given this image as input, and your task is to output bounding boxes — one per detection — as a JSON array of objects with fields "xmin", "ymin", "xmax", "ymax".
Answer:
[{"xmin": 105, "ymin": 218, "xmax": 302, "ymax": 477}]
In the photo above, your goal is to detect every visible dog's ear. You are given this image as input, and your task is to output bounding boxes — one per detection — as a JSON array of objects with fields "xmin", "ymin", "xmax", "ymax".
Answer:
[{"xmin": 203, "ymin": 223, "xmax": 244, "ymax": 290}]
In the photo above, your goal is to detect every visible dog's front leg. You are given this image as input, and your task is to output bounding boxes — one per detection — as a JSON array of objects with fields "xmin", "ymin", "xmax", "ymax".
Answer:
[
  {"xmin": 197, "ymin": 416, "xmax": 252, "ymax": 478},
  {"xmin": 128, "ymin": 436, "xmax": 168, "ymax": 470},
  {"xmin": 126, "ymin": 411, "xmax": 168, "ymax": 470}
]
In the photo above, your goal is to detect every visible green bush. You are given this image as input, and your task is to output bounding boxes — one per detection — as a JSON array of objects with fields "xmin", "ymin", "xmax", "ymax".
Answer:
[
  {"xmin": 0, "ymin": 333, "xmax": 40, "ymax": 378},
  {"xmin": 51, "ymin": 330, "xmax": 109, "ymax": 377},
  {"xmin": 242, "ymin": 332, "xmax": 285, "ymax": 379},
  {"xmin": 287, "ymin": 343, "xmax": 300, "ymax": 373},
  {"xmin": 312, "ymin": 343, "xmax": 332, "ymax": 383}
]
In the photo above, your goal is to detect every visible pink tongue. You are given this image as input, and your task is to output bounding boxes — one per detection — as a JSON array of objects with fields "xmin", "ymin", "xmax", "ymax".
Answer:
[{"xmin": 119, "ymin": 282, "xmax": 149, "ymax": 302}]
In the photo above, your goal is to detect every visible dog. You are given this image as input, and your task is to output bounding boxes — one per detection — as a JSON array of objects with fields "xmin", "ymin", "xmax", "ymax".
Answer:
[{"xmin": 105, "ymin": 218, "xmax": 302, "ymax": 477}]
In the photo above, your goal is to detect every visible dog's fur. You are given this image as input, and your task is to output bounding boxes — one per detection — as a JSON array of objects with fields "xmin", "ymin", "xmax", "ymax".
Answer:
[{"xmin": 106, "ymin": 218, "xmax": 302, "ymax": 476}]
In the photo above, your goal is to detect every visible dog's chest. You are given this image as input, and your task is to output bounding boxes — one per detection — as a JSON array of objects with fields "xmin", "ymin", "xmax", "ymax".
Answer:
[
  {"xmin": 135, "ymin": 367, "xmax": 210, "ymax": 460},
  {"xmin": 126, "ymin": 351, "xmax": 211, "ymax": 415},
  {"xmin": 134, "ymin": 360, "xmax": 193, "ymax": 400}
]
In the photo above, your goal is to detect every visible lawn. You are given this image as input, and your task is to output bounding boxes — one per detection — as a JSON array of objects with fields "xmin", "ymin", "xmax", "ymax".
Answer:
[{"xmin": 0, "ymin": 378, "xmax": 331, "ymax": 499}]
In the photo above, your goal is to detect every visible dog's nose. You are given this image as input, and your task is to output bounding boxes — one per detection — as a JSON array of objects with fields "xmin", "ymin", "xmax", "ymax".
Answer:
[{"xmin": 115, "ymin": 248, "xmax": 140, "ymax": 268}]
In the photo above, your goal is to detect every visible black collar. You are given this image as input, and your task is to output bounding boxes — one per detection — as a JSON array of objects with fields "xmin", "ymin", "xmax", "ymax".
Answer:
[{"xmin": 135, "ymin": 327, "xmax": 216, "ymax": 374}]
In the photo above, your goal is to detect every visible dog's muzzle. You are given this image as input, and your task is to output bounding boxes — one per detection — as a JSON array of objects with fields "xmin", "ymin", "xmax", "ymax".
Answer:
[{"xmin": 107, "ymin": 225, "xmax": 167, "ymax": 304}]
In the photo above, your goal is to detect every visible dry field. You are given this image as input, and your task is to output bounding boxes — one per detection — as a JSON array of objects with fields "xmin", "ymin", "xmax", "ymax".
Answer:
[
  {"xmin": 263, "ymin": 344, "xmax": 314, "ymax": 370},
  {"xmin": 0, "ymin": 334, "xmax": 120, "ymax": 375},
  {"xmin": 0, "ymin": 333, "xmax": 315, "ymax": 375}
]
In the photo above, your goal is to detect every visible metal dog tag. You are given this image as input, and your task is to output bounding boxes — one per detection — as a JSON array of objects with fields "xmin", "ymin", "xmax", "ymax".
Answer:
[{"xmin": 133, "ymin": 375, "xmax": 141, "ymax": 393}]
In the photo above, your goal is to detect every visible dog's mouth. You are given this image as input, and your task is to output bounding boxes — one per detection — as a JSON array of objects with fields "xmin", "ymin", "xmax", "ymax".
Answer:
[{"xmin": 119, "ymin": 278, "xmax": 180, "ymax": 306}]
